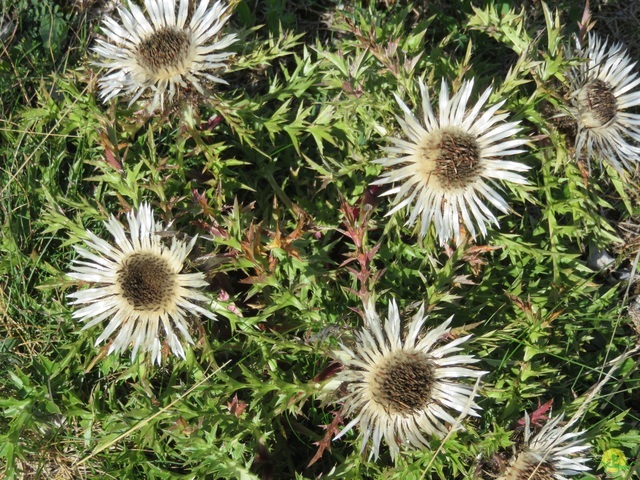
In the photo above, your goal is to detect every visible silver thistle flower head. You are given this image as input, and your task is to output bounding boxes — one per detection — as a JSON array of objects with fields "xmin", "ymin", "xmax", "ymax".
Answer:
[
  {"xmin": 67, "ymin": 203, "xmax": 216, "ymax": 365},
  {"xmin": 566, "ymin": 33, "xmax": 640, "ymax": 173},
  {"xmin": 331, "ymin": 298, "xmax": 487, "ymax": 460},
  {"xmin": 373, "ymin": 78, "xmax": 529, "ymax": 245},
  {"xmin": 498, "ymin": 413, "xmax": 590, "ymax": 480},
  {"xmin": 93, "ymin": 0, "xmax": 238, "ymax": 113}
]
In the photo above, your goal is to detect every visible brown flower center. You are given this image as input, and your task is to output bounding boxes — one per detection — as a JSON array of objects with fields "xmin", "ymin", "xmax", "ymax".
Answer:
[
  {"xmin": 502, "ymin": 452, "xmax": 556, "ymax": 480},
  {"xmin": 373, "ymin": 351, "xmax": 435, "ymax": 415},
  {"xmin": 118, "ymin": 252, "xmax": 177, "ymax": 311},
  {"xmin": 136, "ymin": 27, "xmax": 191, "ymax": 74},
  {"xmin": 421, "ymin": 130, "xmax": 482, "ymax": 189},
  {"xmin": 579, "ymin": 79, "xmax": 617, "ymax": 128}
]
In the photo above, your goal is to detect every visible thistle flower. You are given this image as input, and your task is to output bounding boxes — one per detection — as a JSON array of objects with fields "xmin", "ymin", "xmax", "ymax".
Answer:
[
  {"xmin": 566, "ymin": 33, "xmax": 640, "ymax": 172},
  {"xmin": 498, "ymin": 413, "xmax": 590, "ymax": 480},
  {"xmin": 373, "ymin": 78, "xmax": 529, "ymax": 245},
  {"xmin": 491, "ymin": 348, "xmax": 636, "ymax": 480},
  {"xmin": 93, "ymin": 0, "xmax": 237, "ymax": 113},
  {"xmin": 67, "ymin": 203, "xmax": 216, "ymax": 365},
  {"xmin": 331, "ymin": 298, "xmax": 486, "ymax": 460}
]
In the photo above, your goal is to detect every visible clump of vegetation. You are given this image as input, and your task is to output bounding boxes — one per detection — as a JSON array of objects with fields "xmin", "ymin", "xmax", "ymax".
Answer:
[{"xmin": 1, "ymin": 0, "xmax": 639, "ymax": 478}]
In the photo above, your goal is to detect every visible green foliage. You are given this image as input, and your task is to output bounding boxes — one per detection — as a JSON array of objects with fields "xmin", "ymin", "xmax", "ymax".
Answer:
[{"xmin": 0, "ymin": 0, "xmax": 639, "ymax": 478}]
